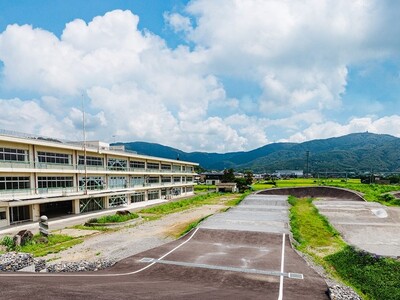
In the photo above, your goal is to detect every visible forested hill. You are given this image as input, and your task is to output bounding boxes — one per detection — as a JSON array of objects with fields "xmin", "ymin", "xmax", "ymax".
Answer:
[{"xmin": 115, "ymin": 132, "xmax": 400, "ymax": 172}]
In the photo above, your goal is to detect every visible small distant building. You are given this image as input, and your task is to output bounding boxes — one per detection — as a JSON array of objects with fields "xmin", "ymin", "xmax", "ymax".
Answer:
[
  {"xmin": 273, "ymin": 170, "xmax": 304, "ymax": 178},
  {"xmin": 203, "ymin": 172, "xmax": 224, "ymax": 185},
  {"xmin": 216, "ymin": 182, "xmax": 238, "ymax": 193}
]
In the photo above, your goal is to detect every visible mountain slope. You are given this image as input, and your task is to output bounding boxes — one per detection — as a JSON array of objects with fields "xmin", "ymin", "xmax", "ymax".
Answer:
[{"xmin": 117, "ymin": 132, "xmax": 400, "ymax": 172}]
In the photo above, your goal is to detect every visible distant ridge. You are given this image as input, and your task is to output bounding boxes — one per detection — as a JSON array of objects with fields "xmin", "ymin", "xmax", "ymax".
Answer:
[{"xmin": 116, "ymin": 132, "xmax": 400, "ymax": 172}]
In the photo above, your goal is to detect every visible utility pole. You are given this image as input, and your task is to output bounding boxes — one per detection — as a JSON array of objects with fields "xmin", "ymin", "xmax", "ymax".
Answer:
[
  {"xmin": 306, "ymin": 151, "xmax": 310, "ymax": 178},
  {"xmin": 82, "ymin": 95, "xmax": 88, "ymax": 195}
]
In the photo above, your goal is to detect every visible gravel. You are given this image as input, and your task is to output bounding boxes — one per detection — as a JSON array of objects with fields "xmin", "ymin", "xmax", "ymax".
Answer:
[
  {"xmin": 0, "ymin": 252, "xmax": 114, "ymax": 273},
  {"xmin": 328, "ymin": 285, "xmax": 362, "ymax": 300},
  {"xmin": 46, "ymin": 259, "xmax": 115, "ymax": 272},
  {"xmin": 0, "ymin": 252, "xmax": 34, "ymax": 272}
]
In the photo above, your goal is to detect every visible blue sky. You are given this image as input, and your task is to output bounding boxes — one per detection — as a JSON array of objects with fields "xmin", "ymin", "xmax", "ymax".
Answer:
[{"xmin": 0, "ymin": 0, "xmax": 399, "ymax": 152}]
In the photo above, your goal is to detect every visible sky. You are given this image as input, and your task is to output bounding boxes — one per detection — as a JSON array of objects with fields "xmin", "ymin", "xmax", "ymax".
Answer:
[{"xmin": 0, "ymin": 0, "xmax": 399, "ymax": 153}]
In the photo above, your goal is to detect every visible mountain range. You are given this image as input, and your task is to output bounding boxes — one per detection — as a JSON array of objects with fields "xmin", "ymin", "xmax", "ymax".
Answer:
[{"xmin": 115, "ymin": 132, "xmax": 400, "ymax": 173}]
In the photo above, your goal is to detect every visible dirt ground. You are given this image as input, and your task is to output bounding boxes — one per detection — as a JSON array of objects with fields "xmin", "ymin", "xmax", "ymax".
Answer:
[{"xmin": 43, "ymin": 196, "xmax": 237, "ymax": 263}]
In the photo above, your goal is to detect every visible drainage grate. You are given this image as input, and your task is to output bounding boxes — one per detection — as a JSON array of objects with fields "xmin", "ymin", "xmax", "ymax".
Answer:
[{"xmin": 288, "ymin": 273, "xmax": 304, "ymax": 279}]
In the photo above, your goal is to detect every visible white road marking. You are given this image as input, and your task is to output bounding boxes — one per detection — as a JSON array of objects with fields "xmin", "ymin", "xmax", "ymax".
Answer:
[
  {"xmin": 278, "ymin": 233, "xmax": 285, "ymax": 300},
  {"xmin": 0, "ymin": 227, "xmax": 200, "ymax": 278}
]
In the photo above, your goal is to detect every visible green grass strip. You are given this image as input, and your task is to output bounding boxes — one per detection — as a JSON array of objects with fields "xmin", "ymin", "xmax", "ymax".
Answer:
[
  {"xmin": 139, "ymin": 192, "xmax": 222, "ymax": 215},
  {"xmin": 90, "ymin": 212, "xmax": 139, "ymax": 224},
  {"xmin": 326, "ymin": 246, "xmax": 400, "ymax": 300},
  {"xmin": 19, "ymin": 234, "xmax": 83, "ymax": 257}
]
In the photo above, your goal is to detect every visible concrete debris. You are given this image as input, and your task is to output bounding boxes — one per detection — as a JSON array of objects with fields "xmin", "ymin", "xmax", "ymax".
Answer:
[{"xmin": 329, "ymin": 285, "xmax": 362, "ymax": 300}]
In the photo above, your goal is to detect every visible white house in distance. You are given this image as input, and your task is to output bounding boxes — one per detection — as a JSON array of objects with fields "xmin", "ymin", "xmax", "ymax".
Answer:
[
  {"xmin": 0, "ymin": 129, "xmax": 198, "ymax": 229},
  {"xmin": 273, "ymin": 170, "xmax": 304, "ymax": 178}
]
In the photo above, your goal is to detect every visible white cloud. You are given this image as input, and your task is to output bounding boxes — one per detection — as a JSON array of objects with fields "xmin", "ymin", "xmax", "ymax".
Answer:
[
  {"xmin": 0, "ymin": 3, "xmax": 399, "ymax": 153},
  {"xmin": 285, "ymin": 115, "xmax": 400, "ymax": 143}
]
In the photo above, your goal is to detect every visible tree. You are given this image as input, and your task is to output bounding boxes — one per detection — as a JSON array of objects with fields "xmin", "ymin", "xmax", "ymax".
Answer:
[
  {"xmin": 222, "ymin": 168, "xmax": 235, "ymax": 182},
  {"xmin": 244, "ymin": 171, "xmax": 253, "ymax": 185}
]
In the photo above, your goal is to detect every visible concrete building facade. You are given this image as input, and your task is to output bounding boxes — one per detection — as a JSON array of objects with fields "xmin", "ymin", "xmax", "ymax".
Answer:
[{"xmin": 0, "ymin": 130, "xmax": 198, "ymax": 228}]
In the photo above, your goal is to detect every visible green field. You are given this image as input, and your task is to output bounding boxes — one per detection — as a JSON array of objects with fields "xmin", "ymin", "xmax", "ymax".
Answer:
[{"xmin": 252, "ymin": 178, "xmax": 400, "ymax": 205}]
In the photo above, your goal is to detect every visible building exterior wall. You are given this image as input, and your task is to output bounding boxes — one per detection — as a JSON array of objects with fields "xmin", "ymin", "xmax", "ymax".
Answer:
[{"xmin": 0, "ymin": 132, "xmax": 198, "ymax": 228}]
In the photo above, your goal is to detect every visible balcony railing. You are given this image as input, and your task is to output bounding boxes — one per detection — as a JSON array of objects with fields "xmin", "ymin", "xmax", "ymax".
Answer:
[
  {"xmin": 0, "ymin": 160, "xmax": 196, "ymax": 174},
  {"xmin": 0, "ymin": 180, "xmax": 197, "ymax": 201}
]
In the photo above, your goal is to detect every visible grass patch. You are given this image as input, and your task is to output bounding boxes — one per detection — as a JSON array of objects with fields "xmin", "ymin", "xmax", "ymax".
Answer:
[
  {"xmin": 288, "ymin": 196, "xmax": 345, "ymax": 258},
  {"xmin": 89, "ymin": 212, "xmax": 139, "ymax": 224},
  {"xmin": 194, "ymin": 184, "xmax": 216, "ymax": 192},
  {"xmin": 252, "ymin": 178, "xmax": 400, "ymax": 206},
  {"xmin": 326, "ymin": 246, "xmax": 400, "ymax": 300},
  {"xmin": 288, "ymin": 196, "xmax": 400, "ymax": 300},
  {"xmin": 19, "ymin": 234, "xmax": 83, "ymax": 257},
  {"xmin": 179, "ymin": 215, "xmax": 212, "ymax": 237},
  {"xmin": 225, "ymin": 191, "xmax": 250, "ymax": 206},
  {"xmin": 138, "ymin": 192, "xmax": 222, "ymax": 215}
]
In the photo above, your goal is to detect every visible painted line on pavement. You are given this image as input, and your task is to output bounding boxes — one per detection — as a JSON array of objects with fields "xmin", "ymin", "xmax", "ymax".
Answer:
[
  {"xmin": 0, "ymin": 227, "xmax": 199, "ymax": 278},
  {"xmin": 278, "ymin": 233, "xmax": 285, "ymax": 300}
]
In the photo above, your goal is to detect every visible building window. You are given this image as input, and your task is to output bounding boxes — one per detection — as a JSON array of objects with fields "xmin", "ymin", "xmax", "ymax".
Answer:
[
  {"xmin": 148, "ymin": 176, "xmax": 159, "ymax": 184},
  {"xmin": 0, "ymin": 148, "xmax": 28, "ymax": 162},
  {"xmin": 131, "ymin": 176, "xmax": 144, "ymax": 186},
  {"xmin": 80, "ymin": 197, "xmax": 104, "ymax": 213},
  {"xmin": 131, "ymin": 192, "xmax": 145, "ymax": 203},
  {"xmin": 147, "ymin": 162, "xmax": 159, "ymax": 170},
  {"xmin": 78, "ymin": 155, "xmax": 103, "ymax": 166},
  {"xmin": 38, "ymin": 176, "xmax": 73, "ymax": 189},
  {"xmin": 0, "ymin": 176, "xmax": 30, "ymax": 190},
  {"xmin": 109, "ymin": 195, "xmax": 127, "ymax": 207},
  {"xmin": 108, "ymin": 176, "xmax": 127, "ymax": 189},
  {"xmin": 37, "ymin": 151, "xmax": 70, "ymax": 164},
  {"xmin": 186, "ymin": 186, "xmax": 193, "ymax": 193},
  {"xmin": 161, "ymin": 177, "xmax": 172, "ymax": 183},
  {"xmin": 161, "ymin": 164, "xmax": 171, "ymax": 170},
  {"xmin": 172, "ymin": 165, "xmax": 181, "ymax": 172},
  {"xmin": 148, "ymin": 190, "xmax": 160, "ymax": 200},
  {"xmin": 79, "ymin": 176, "xmax": 104, "ymax": 190},
  {"xmin": 0, "ymin": 209, "xmax": 7, "ymax": 220},
  {"xmin": 186, "ymin": 176, "xmax": 193, "ymax": 182},
  {"xmin": 173, "ymin": 177, "xmax": 181, "ymax": 183},
  {"xmin": 130, "ymin": 161, "xmax": 145, "ymax": 169},
  {"xmin": 108, "ymin": 158, "xmax": 127, "ymax": 170}
]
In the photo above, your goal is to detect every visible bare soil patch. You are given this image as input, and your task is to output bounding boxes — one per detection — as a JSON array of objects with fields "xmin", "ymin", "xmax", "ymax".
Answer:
[{"xmin": 43, "ymin": 195, "xmax": 238, "ymax": 263}]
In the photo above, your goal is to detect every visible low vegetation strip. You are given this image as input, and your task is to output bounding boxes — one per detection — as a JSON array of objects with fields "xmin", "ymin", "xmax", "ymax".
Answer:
[
  {"xmin": 138, "ymin": 192, "xmax": 223, "ymax": 215},
  {"xmin": 1, "ymin": 234, "xmax": 83, "ymax": 257},
  {"xmin": 326, "ymin": 246, "xmax": 400, "ymax": 300},
  {"xmin": 288, "ymin": 196, "xmax": 400, "ymax": 300},
  {"xmin": 88, "ymin": 212, "xmax": 139, "ymax": 224}
]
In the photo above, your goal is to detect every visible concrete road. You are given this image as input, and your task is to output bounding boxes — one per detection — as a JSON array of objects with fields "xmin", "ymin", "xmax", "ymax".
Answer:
[
  {"xmin": 0, "ymin": 194, "xmax": 329, "ymax": 299},
  {"xmin": 314, "ymin": 199, "xmax": 400, "ymax": 257}
]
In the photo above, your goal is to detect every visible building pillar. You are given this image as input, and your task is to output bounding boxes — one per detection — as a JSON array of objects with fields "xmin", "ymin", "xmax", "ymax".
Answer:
[
  {"xmin": 144, "ymin": 190, "xmax": 148, "ymax": 201},
  {"xmin": 72, "ymin": 199, "xmax": 80, "ymax": 214},
  {"xmin": 104, "ymin": 196, "xmax": 110, "ymax": 208},
  {"xmin": 0, "ymin": 207, "xmax": 9, "ymax": 228},
  {"xmin": 31, "ymin": 204, "xmax": 41, "ymax": 221}
]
